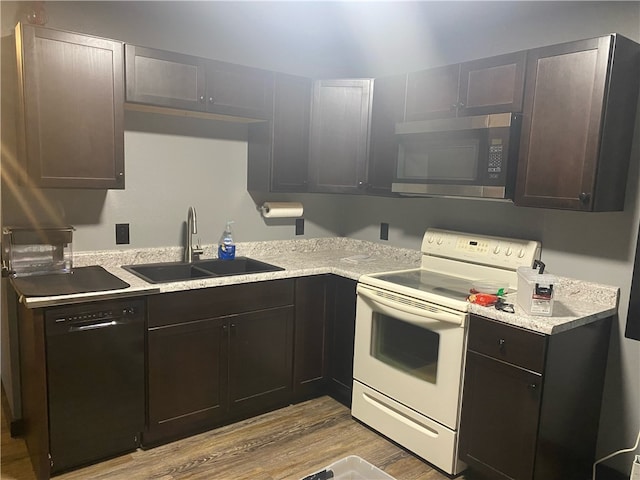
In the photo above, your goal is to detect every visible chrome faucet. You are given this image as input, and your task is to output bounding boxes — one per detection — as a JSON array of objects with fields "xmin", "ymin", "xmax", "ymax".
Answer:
[{"xmin": 184, "ymin": 206, "xmax": 204, "ymax": 262}]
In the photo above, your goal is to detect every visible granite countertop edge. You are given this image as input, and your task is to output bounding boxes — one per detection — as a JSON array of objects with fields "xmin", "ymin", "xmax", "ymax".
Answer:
[{"xmin": 19, "ymin": 238, "xmax": 619, "ymax": 335}]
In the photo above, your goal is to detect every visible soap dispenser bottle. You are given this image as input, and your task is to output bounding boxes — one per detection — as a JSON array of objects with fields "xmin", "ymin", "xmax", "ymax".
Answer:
[{"xmin": 217, "ymin": 221, "xmax": 236, "ymax": 260}]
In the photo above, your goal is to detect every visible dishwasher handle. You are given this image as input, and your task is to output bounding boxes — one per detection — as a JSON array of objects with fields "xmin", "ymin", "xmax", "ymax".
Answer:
[{"xmin": 69, "ymin": 320, "xmax": 119, "ymax": 332}]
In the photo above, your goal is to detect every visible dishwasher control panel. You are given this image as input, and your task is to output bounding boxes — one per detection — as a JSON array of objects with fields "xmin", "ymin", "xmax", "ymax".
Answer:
[
  {"xmin": 54, "ymin": 306, "xmax": 137, "ymax": 323},
  {"xmin": 46, "ymin": 299, "xmax": 144, "ymax": 335}
]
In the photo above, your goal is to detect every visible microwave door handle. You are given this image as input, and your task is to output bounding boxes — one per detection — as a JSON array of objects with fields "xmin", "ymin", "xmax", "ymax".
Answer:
[{"xmin": 395, "ymin": 112, "xmax": 514, "ymax": 135}]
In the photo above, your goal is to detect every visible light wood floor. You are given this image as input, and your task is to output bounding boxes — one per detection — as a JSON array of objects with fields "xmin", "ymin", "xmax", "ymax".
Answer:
[{"xmin": 2, "ymin": 396, "xmax": 474, "ymax": 480}]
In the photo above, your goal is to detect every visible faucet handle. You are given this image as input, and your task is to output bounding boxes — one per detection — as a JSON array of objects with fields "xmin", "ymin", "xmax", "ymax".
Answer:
[{"xmin": 193, "ymin": 237, "xmax": 204, "ymax": 260}]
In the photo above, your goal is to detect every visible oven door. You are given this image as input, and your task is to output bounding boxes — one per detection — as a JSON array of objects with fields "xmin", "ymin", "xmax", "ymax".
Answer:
[{"xmin": 353, "ymin": 283, "xmax": 467, "ymax": 430}]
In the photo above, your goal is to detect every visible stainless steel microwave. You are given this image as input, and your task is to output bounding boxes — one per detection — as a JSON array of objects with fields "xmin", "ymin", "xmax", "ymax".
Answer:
[{"xmin": 392, "ymin": 113, "xmax": 522, "ymax": 199}]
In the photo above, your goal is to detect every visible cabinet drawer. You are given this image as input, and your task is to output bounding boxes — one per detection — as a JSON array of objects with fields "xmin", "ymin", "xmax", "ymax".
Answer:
[
  {"xmin": 148, "ymin": 279, "xmax": 294, "ymax": 327},
  {"xmin": 468, "ymin": 315, "xmax": 547, "ymax": 373}
]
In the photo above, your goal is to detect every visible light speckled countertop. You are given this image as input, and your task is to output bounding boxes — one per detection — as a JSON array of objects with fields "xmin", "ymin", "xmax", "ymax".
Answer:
[{"xmin": 16, "ymin": 237, "xmax": 618, "ymax": 335}]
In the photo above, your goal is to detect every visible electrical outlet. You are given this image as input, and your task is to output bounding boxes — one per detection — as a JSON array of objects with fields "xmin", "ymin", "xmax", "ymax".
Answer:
[
  {"xmin": 115, "ymin": 223, "xmax": 130, "ymax": 245},
  {"xmin": 380, "ymin": 222, "xmax": 389, "ymax": 241},
  {"xmin": 295, "ymin": 218, "xmax": 305, "ymax": 236}
]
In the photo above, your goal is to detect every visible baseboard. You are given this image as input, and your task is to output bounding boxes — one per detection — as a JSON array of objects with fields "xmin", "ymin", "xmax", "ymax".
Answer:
[{"xmin": 596, "ymin": 463, "xmax": 628, "ymax": 480}]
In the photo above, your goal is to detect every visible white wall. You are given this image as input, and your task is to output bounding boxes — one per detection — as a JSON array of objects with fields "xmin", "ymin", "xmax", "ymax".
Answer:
[{"xmin": 1, "ymin": 1, "xmax": 640, "ymax": 474}]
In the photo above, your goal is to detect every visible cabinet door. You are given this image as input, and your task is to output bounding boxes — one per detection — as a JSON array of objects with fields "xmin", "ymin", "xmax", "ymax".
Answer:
[
  {"xmin": 247, "ymin": 73, "xmax": 311, "ymax": 192},
  {"xmin": 515, "ymin": 37, "xmax": 610, "ymax": 210},
  {"xmin": 459, "ymin": 351, "xmax": 542, "ymax": 480},
  {"xmin": 405, "ymin": 64, "xmax": 459, "ymax": 121},
  {"xmin": 125, "ymin": 44, "xmax": 207, "ymax": 111},
  {"xmin": 514, "ymin": 36, "xmax": 637, "ymax": 211},
  {"xmin": 293, "ymin": 276, "xmax": 329, "ymax": 401},
  {"xmin": 308, "ymin": 79, "xmax": 373, "ymax": 193},
  {"xmin": 228, "ymin": 306, "xmax": 294, "ymax": 417},
  {"xmin": 367, "ymin": 74, "xmax": 406, "ymax": 195},
  {"xmin": 327, "ymin": 276, "xmax": 357, "ymax": 406},
  {"xmin": 459, "ymin": 51, "xmax": 526, "ymax": 116},
  {"xmin": 17, "ymin": 24, "xmax": 124, "ymax": 188},
  {"xmin": 271, "ymin": 73, "xmax": 312, "ymax": 191},
  {"xmin": 205, "ymin": 60, "xmax": 274, "ymax": 119},
  {"xmin": 145, "ymin": 318, "xmax": 228, "ymax": 446}
]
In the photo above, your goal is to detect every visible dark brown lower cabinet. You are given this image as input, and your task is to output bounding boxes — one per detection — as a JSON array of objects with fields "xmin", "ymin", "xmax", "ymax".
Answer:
[
  {"xmin": 459, "ymin": 315, "xmax": 612, "ymax": 480},
  {"xmin": 293, "ymin": 276, "xmax": 330, "ymax": 401},
  {"xmin": 293, "ymin": 275, "xmax": 358, "ymax": 406},
  {"xmin": 461, "ymin": 351, "xmax": 541, "ymax": 479},
  {"xmin": 143, "ymin": 276, "xmax": 358, "ymax": 448},
  {"xmin": 146, "ymin": 317, "xmax": 228, "ymax": 446},
  {"xmin": 228, "ymin": 306, "xmax": 294, "ymax": 418},
  {"xmin": 327, "ymin": 276, "xmax": 357, "ymax": 406},
  {"xmin": 143, "ymin": 280, "xmax": 294, "ymax": 447}
]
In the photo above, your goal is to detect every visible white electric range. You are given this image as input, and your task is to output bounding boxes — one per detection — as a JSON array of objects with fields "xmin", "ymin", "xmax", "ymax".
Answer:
[{"xmin": 352, "ymin": 228, "xmax": 540, "ymax": 475}]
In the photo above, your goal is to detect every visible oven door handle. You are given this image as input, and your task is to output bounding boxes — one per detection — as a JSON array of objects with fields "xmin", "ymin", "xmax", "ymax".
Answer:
[{"xmin": 358, "ymin": 286, "xmax": 465, "ymax": 326}]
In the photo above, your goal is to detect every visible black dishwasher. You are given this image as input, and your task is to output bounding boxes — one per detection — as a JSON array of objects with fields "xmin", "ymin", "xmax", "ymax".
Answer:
[{"xmin": 45, "ymin": 298, "xmax": 145, "ymax": 474}]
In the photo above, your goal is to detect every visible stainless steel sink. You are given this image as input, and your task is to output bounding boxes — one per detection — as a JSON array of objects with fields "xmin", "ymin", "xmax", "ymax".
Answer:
[{"xmin": 122, "ymin": 257, "xmax": 283, "ymax": 284}]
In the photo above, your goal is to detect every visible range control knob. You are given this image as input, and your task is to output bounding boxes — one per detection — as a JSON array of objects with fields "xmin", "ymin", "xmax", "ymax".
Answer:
[
  {"xmin": 518, "ymin": 248, "xmax": 525, "ymax": 258},
  {"xmin": 427, "ymin": 235, "xmax": 435, "ymax": 244},
  {"xmin": 437, "ymin": 237, "xmax": 444, "ymax": 245},
  {"xmin": 505, "ymin": 247, "xmax": 513, "ymax": 256},
  {"xmin": 493, "ymin": 245, "xmax": 501, "ymax": 254}
]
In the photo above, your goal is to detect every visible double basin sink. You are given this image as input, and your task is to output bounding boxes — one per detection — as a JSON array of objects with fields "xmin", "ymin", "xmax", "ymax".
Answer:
[{"xmin": 122, "ymin": 257, "xmax": 283, "ymax": 284}]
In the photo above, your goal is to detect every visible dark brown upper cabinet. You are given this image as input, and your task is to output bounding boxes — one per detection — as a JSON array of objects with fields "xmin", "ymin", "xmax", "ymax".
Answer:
[
  {"xmin": 124, "ymin": 45, "xmax": 206, "ymax": 112},
  {"xmin": 125, "ymin": 44, "xmax": 274, "ymax": 120},
  {"xmin": 405, "ymin": 51, "xmax": 526, "ymax": 121},
  {"xmin": 247, "ymin": 73, "xmax": 312, "ymax": 192},
  {"xmin": 308, "ymin": 79, "xmax": 373, "ymax": 193},
  {"xmin": 249, "ymin": 74, "xmax": 401, "ymax": 196},
  {"xmin": 515, "ymin": 35, "xmax": 640, "ymax": 211},
  {"xmin": 14, "ymin": 23, "xmax": 125, "ymax": 189},
  {"xmin": 367, "ymin": 74, "xmax": 407, "ymax": 195}
]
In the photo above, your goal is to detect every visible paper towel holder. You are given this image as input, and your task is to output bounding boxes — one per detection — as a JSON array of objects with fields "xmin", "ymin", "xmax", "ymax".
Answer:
[{"xmin": 259, "ymin": 202, "xmax": 304, "ymax": 219}]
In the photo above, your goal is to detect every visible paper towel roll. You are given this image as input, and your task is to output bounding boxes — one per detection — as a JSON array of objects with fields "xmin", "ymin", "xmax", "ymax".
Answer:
[{"xmin": 260, "ymin": 202, "xmax": 304, "ymax": 218}]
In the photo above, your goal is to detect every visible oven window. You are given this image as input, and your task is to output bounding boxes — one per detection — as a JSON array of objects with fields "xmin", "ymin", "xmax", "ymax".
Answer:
[{"xmin": 371, "ymin": 312, "xmax": 439, "ymax": 383}]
